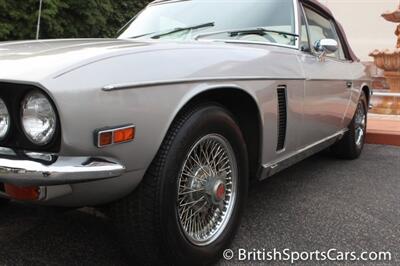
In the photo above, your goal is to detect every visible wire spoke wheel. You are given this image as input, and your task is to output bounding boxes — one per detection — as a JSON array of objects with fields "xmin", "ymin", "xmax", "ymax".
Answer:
[
  {"xmin": 177, "ymin": 134, "xmax": 238, "ymax": 246},
  {"xmin": 354, "ymin": 102, "xmax": 366, "ymax": 147},
  {"xmin": 110, "ymin": 105, "xmax": 248, "ymax": 264}
]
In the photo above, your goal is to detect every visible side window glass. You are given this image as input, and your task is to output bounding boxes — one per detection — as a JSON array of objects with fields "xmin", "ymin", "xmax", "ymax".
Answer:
[
  {"xmin": 330, "ymin": 21, "xmax": 347, "ymax": 61},
  {"xmin": 300, "ymin": 6, "xmax": 310, "ymax": 52},
  {"xmin": 303, "ymin": 7, "xmax": 345, "ymax": 60}
]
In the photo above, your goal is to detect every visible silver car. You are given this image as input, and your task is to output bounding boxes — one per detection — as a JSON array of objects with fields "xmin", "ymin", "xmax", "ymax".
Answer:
[{"xmin": 0, "ymin": 0, "xmax": 370, "ymax": 264}]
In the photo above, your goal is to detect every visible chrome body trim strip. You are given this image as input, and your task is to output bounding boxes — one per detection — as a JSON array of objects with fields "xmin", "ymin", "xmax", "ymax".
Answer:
[
  {"xmin": 0, "ymin": 152, "xmax": 126, "ymax": 186},
  {"xmin": 373, "ymin": 91, "xmax": 400, "ymax": 97},
  {"xmin": 306, "ymin": 78, "xmax": 356, "ymax": 82},
  {"xmin": 293, "ymin": 0, "xmax": 300, "ymax": 49},
  {"xmin": 202, "ymin": 39, "xmax": 299, "ymax": 50},
  {"xmin": 259, "ymin": 129, "xmax": 348, "ymax": 180},
  {"xmin": 103, "ymin": 76, "xmax": 306, "ymax": 91}
]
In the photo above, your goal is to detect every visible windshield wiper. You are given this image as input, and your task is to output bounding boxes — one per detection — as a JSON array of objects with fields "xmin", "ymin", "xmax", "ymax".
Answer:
[
  {"xmin": 150, "ymin": 22, "xmax": 215, "ymax": 39},
  {"xmin": 128, "ymin": 22, "xmax": 215, "ymax": 40},
  {"xmin": 195, "ymin": 27, "xmax": 299, "ymax": 40},
  {"xmin": 129, "ymin": 31, "xmax": 158, "ymax": 39}
]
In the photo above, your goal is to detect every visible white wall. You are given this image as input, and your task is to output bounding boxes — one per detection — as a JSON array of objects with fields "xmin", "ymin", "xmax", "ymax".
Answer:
[{"xmin": 318, "ymin": 0, "xmax": 398, "ymax": 61}]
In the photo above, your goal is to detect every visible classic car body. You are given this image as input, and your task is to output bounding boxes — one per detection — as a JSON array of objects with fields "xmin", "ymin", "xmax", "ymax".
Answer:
[{"xmin": 0, "ymin": 0, "xmax": 371, "ymax": 263}]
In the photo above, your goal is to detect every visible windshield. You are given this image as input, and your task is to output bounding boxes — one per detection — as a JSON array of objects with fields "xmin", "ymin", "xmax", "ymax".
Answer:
[{"xmin": 119, "ymin": 0, "xmax": 296, "ymax": 46}]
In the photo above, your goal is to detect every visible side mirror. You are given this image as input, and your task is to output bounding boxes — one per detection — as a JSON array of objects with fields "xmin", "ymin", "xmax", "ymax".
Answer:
[{"xmin": 314, "ymin": 39, "xmax": 338, "ymax": 60}]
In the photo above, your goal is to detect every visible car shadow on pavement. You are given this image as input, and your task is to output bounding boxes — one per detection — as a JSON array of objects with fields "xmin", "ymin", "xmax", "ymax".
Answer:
[
  {"xmin": 0, "ymin": 151, "xmax": 335, "ymax": 266},
  {"xmin": 0, "ymin": 145, "xmax": 399, "ymax": 265},
  {"xmin": 0, "ymin": 204, "xmax": 130, "ymax": 265}
]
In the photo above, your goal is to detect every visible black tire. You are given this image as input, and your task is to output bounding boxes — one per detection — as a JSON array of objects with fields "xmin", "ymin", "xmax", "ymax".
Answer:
[
  {"xmin": 0, "ymin": 198, "xmax": 10, "ymax": 207},
  {"xmin": 331, "ymin": 92, "xmax": 368, "ymax": 159},
  {"xmin": 109, "ymin": 104, "xmax": 249, "ymax": 265}
]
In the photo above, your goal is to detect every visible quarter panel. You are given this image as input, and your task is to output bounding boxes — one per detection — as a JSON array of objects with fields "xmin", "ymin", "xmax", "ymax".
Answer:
[{"xmin": 344, "ymin": 62, "xmax": 371, "ymax": 126}]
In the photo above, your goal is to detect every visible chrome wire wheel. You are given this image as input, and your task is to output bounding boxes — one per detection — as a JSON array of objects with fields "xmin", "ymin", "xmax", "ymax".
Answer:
[
  {"xmin": 354, "ymin": 102, "xmax": 366, "ymax": 147},
  {"xmin": 177, "ymin": 134, "xmax": 238, "ymax": 246}
]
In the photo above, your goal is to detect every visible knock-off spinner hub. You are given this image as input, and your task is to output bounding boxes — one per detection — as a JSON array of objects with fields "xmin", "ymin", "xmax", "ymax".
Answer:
[
  {"xmin": 205, "ymin": 176, "xmax": 227, "ymax": 206},
  {"xmin": 188, "ymin": 166, "xmax": 227, "ymax": 206}
]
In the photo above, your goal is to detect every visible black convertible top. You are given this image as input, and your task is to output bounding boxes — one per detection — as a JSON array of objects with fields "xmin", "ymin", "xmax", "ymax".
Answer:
[{"xmin": 301, "ymin": 0, "xmax": 359, "ymax": 61}]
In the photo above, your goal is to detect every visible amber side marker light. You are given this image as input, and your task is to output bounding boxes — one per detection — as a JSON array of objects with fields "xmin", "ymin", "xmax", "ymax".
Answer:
[
  {"xmin": 96, "ymin": 125, "xmax": 135, "ymax": 148},
  {"xmin": 4, "ymin": 184, "xmax": 42, "ymax": 201}
]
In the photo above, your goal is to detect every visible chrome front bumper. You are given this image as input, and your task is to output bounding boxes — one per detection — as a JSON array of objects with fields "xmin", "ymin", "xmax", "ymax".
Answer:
[{"xmin": 0, "ymin": 149, "xmax": 125, "ymax": 187}]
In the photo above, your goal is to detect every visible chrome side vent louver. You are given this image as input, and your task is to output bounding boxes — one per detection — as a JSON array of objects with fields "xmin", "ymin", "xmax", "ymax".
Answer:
[{"xmin": 276, "ymin": 85, "xmax": 287, "ymax": 151}]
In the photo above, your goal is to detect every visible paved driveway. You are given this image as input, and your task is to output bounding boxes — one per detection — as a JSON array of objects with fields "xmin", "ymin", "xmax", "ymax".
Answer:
[{"xmin": 0, "ymin": 145, "xmax": 399, "ymax": 265}]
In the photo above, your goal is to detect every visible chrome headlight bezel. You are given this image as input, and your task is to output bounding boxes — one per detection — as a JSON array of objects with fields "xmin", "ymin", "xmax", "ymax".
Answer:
[
  {"xmin": 0, "ymin": 97, "xmax": 10, "ymax": 141},
  {"xmin": 20, "ymin": 91, "xmax": 58, "ymax": 146}
]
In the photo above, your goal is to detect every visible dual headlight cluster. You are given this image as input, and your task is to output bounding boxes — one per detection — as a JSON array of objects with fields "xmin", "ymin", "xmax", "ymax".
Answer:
[{"xmin": 0, "ymin": 91, "xmax": 57, "ymax": 146}]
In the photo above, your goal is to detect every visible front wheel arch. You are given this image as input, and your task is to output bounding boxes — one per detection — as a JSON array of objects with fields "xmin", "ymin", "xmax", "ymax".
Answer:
[{"xmin": 170, "ymin": 87, "xmax": 263, "ymax": 181}]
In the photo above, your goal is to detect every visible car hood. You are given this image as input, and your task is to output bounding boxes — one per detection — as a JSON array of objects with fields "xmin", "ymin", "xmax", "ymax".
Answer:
[{"xmin": 0, "ymin": 39, "xmax": 159, "ymax": 82}]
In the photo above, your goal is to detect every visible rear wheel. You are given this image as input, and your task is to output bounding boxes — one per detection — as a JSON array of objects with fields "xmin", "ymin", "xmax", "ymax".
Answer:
[
  {"xmin": 109, "ymin": 104, "xmax": 249, "ymax": 265},
  {"xmin": 331, "ymin": 93, "xmax": 368, "ymax": 159}
]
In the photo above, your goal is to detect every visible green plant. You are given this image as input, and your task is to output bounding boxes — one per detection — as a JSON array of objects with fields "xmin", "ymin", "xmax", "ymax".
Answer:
[{"xmin": 0, "ymin": 0, "xmax": 150, "ymax": 41}]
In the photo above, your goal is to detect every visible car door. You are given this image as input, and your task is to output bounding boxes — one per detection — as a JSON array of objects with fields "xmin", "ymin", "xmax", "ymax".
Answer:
[{"xmin": 299, "ymin": 5, "xmax": 353, "ymax": 146}]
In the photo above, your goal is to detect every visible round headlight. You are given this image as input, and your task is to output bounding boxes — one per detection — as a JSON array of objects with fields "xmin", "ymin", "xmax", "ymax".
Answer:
[
  {"xmin": 0, "ymin": 98, "xmax": 10, "ymax": 140},
  {"xmin": 21, "ymin": 91, "xmax": 57, "ymax": 145}
]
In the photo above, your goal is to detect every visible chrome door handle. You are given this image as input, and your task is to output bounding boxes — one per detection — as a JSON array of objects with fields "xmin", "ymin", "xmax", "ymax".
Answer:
[{"xmin": 346, "ymin": 81, "xmax": 353, "ymax": 88}]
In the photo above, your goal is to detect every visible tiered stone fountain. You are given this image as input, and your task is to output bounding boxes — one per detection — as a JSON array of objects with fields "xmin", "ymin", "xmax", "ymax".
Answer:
[{"xmin": 370, "ymin": 5, "xmax": 400, "ymax": 115}]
